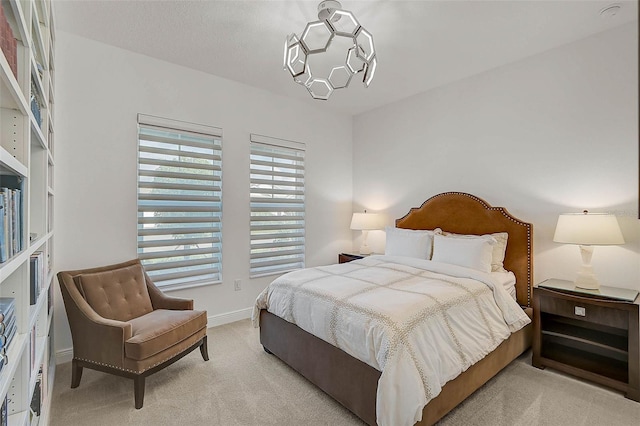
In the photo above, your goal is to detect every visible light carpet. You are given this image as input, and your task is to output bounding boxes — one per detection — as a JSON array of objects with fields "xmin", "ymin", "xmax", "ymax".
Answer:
[{"xmin": 50, "ymin": 319, "xmax": 640, "ymax": 425}]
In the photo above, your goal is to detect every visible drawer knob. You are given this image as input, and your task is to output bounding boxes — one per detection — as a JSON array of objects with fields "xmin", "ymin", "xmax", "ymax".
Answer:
[{"xmin": 574, "ymin": 306, "xmax": 586, "ymax": 316}]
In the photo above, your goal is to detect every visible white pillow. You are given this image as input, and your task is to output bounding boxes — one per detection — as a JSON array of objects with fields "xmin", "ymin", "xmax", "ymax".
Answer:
[
  {"xmin": 442, "ymin": 232, "xmax": 508, "ymax": 272},
  {"xmin": 431, "ymin": 234, "xmax": 494, "ymax": 273},
  {"xmin": 384, "ymin": 227, "xmax": 442, "ymax": 260}
]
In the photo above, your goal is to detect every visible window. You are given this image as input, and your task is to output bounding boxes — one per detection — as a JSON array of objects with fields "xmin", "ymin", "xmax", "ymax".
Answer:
[
  {"xmin": 137, "ymin": 114, "xmax": 222, "ymax": 289},
  {"xmin": 250, "ymin": 134, "xmax": 305, "ymax": 277}
]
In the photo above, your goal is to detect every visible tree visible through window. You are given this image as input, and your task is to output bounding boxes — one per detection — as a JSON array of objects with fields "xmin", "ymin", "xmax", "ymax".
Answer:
[
  {"xmin": 250, "ymin": 134, "xmax": 305, "ymax": 277},
  {"xmin": 137, "ymin": 114, "xmax": 222, "ymax": 289}
]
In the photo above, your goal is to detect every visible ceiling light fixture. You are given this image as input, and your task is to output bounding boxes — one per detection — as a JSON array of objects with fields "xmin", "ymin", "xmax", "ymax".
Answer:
[{"xmin": 283, "ymin": 0, "xmax": 376, "ymax": 101}]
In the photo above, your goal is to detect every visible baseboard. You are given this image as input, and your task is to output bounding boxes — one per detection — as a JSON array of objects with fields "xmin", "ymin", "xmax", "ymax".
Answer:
[
  {"xmin": 207, "ymin": 307, "xmax": 252, "ymax": 328},
  {"xmin": 55, "ymin": 307, "xmax": 253, "ymax": 364},
  {"xmin": 56, "ymin": 348, "xmax": 73, "ymax": 365}
]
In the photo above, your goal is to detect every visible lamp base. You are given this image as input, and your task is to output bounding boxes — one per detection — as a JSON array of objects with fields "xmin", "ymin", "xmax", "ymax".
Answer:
[
  {"xmin": 574, "ymin": 265, "xmax": 600, "ymax": 290},
  {"xmin": 358, "ymin": 243, "xmax": 372, "ymax": 255}
]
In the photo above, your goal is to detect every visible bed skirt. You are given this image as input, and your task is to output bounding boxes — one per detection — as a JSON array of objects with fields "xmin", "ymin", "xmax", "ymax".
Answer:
[{"xmin": 259, "ymin": 308, "xmax": 533, "ymax": 426}]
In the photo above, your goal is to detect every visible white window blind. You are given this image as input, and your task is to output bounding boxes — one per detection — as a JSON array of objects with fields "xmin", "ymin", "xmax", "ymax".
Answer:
[
  {"xmin": 250, "ymin": 134, "xmax": 305, "ymax": 277},
  {"xmin": 137, "ymin": 114, "xmax": 222, "ymax": 289}
]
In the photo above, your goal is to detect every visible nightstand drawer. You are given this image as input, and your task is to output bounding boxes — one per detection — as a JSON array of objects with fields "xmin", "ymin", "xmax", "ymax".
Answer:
[{"xmin": 538, "ymin": 290, "xmax": 629, "ymax": 329}]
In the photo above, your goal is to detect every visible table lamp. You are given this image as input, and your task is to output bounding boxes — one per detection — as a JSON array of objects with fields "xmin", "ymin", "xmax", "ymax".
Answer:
[
  {"xmin": 553, "ymin": 211, "xmax": 625, "ymax": 290},
  {"xmin": 350, "ymin": 211, "xmax": 384, "ymax": 255}
]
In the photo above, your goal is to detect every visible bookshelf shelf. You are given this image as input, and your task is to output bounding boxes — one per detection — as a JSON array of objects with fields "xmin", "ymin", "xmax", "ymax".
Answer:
[
  {"xmin": 6, "ymin": 408, "xmax": 28, "ymax": 426},
  {"xmin": 0, "ymin": 0, "xmax": 55, "ymax": 424},
  {"xmin": 27, "ymin": 277, "xmax": 49, "ymax": 331},
  {"xmin": 0, "ymin": 53, "xmax": 28, "ymax": 114},
  {"xmin": 29, "ymin": 115, "xmax": 46, "ymax": 148},
  {"xmin": 28, "ymin": 337, "xmax": 46, "ymax": 396},
  {"xmin": 0, "ymin": 333, "xmax": 27, "ymax": 405},
  {"xmin": 0, "ymin": 250, "xmax": 29, "ymax": 283},
  {"xmin": 27, "ymin": 233, "xmax": 51, "ymax": 252},
  {"xmin": 30, "ymin": 112, "xmax": 45, "ymax": 136},
  {"xmin": 0, "ymin": 148, "xmax": 27, "ymax": 179}
]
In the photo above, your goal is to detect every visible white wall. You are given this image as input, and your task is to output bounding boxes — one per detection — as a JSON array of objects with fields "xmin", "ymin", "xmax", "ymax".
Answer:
[
  {"xmin": 54, "ymin": 23, "xmax": 639, "ymax": 358},
  {"xmin": 54, "ymin": 32, "xmax": 354, "ymax": 357},
  {"xmin": 353, "ymin": 23, "xmax": 639, "ymax": 291}
]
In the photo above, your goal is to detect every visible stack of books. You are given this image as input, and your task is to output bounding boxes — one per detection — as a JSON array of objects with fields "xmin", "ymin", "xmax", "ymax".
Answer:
[
  {"xmin": 0, "ymin": 298, "xmax": 16, "ymax": 371},
  {"xmin": 0, "ymin": 176, "xmax": 23, "ymax": 263}
]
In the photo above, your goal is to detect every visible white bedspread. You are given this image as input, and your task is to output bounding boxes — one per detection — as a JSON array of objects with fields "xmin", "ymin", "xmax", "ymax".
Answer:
[{"xmin": 252, "ymin": 255, "xmax": 530, "ymax": 426}]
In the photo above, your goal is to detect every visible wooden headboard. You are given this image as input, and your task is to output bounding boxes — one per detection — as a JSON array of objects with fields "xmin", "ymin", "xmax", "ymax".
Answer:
[{"xmin": 395, "ymin": 192, "xmax": 533, "ymax": 307}]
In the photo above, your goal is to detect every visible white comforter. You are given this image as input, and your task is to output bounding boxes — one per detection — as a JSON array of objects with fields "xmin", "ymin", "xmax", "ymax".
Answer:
[{"xmin": 252, "ymin": 255, "xmax": 531, "ymax": 426}]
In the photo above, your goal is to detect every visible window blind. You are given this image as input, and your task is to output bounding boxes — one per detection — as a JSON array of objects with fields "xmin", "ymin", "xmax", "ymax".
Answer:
[
  {"xmin": 137, "ymin": 114, "xmax": 222, "ymax": 289},
  {"xmin": 250, "ymin": 134, "xmax": 305, "ymax": 277}
]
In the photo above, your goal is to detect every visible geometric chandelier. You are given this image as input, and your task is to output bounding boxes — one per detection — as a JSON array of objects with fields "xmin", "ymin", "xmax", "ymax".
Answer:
[{"xmin": 283, "ymin": 0, "xmax": 376, "ymax": 101}]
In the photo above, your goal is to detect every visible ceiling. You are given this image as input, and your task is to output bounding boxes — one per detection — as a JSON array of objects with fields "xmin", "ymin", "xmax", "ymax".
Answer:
[{"xmin": 54, "ymin": 0, "xmax": 638, "ymax": 115}]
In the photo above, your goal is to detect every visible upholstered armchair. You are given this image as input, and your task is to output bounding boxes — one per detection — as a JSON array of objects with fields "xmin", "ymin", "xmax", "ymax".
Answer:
[{"xmin": 57, "ymin": 259, "xmax": 209, "ymax": 409}]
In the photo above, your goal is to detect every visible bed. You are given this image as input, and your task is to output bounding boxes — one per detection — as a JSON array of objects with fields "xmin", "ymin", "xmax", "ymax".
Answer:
[{"xmin": 254, "ymin": 192, "xmax": 534, "ymax": 425}]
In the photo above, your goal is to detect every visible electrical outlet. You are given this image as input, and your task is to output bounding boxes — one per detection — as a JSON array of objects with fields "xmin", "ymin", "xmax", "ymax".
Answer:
[
  {"xmin": 234, "ymin": 279, "xmax": 242, "ymax": 291},
  {"xmin": 574, "ymin": 306, "xmax": 586, "ymax": 317}
]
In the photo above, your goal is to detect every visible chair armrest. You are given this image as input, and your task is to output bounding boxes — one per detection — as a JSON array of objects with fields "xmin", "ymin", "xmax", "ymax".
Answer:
[
  {"xmin": 150, "ymin": 292, "xmax": 193, "ymax": 310},
  {"xmin": 145, "ymin": 274, "xmax": 193, "ymax": 310}
]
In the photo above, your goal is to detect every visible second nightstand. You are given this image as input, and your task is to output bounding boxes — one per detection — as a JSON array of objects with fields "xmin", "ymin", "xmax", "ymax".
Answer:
[
  {"xmin": 533, "ymin": 278, "xmax": 639, "ymax": 401},
  {"xmin": 338, "ymin": 253, "xmax": 365, "ymax": 264}
]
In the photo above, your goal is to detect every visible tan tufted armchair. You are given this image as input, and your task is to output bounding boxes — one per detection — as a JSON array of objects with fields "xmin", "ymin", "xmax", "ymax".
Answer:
[{"xmin": 57, "ymin": 259, "xmax": 209, "ymax": 409}]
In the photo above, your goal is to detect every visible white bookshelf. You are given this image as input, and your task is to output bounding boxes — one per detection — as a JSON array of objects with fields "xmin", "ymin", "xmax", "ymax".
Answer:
[{"xmin": 0, "ymin": 0, "xmax": 55, "ymax": 424}]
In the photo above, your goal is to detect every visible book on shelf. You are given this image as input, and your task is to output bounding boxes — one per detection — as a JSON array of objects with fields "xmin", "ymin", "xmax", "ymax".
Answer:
[
  {"xmin": 0, "ymin": 344, "xmax": 6, "ymax": 370},
  {"xmin": 0, "ymin": 313, "xmax": 15, "ymax": 347},
  {"xmin": 0, "ymin": 395, "xmax": 7, "ymax": 426},
  {"xmin": 0, "ymin": 194, "xmax": 4, "ymax": 263},
  {"xmin": 3, "ymin": 312, "xmax": 17, "ymax": 348},
  {"xmin": 30, "ymin": 255, "xmax": 37, "ymax": 304},
  {"xmin": 0, "ymin": 1, "xmax": 18, "ymax": 79},
  {"xmin": 0, "ymin": 297, "xmax": 16, "ymax": 367},
  {"xmin": 30, "ymin": 326, "xmax": 36, "ymax": 372},
  {"xmin": 0, "ymin": 321, "xmax": 16, "ymax": 373},
  {"xmin": 30, "ymin": 82, "xmax": 43, "ymax": 128},
  {"xmin": 0, "ymin": 176, "xmax": 23, "ymax": 262},
  {"xmin": 14, "ymin": 187, "xmax": 21, "ymax": 254},
  {"xmin": 0, "ymin": 297, "xmax": 16, "ymax": 321},
  {"xmin": 30, "ymin": 369, "xmax": 42, "ymax": 417},
  {"xmin": 0, "ymin": 189, "xmax": 9, "ymax": 263},
  {"xmin": 30, "ymin": 252, "xmax": 45, "ymax": 305},
  {"xmin": 0, "ymin": 297, "xmax": 14, "ymax": 323},
  {"xmin": 47, "ymin": 282, "xmax": 53, "ymax": 315}
]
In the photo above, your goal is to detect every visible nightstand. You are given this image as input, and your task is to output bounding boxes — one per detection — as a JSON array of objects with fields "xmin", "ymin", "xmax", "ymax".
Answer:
[
  {"xmin": 338, "ymin": 253, "xmax": 365, "ymax": 264},
  {"xmin": 533, "ymin": 278, "xmax": 639, "ymax": 401}
]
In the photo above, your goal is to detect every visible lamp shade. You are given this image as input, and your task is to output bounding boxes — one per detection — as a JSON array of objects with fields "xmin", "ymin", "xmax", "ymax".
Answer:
[
  {"xmin": 350, "ymin": 212, "xmax": 384, "ymax": 230},
  {"xmin": 553, "ymin": 212, "xmax": 625, "ymax": 245}
]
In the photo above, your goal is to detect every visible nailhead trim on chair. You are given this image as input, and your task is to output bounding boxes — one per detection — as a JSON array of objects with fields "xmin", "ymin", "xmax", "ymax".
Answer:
[{"xmin": 75, "ymin": 353, "xmax": 180, "ymax": 374}]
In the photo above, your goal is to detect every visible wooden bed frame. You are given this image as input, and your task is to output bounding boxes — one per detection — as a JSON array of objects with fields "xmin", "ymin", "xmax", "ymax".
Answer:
[{"xmin": 260, "ymin": 192, "xmax": 534, "ymax": 425}]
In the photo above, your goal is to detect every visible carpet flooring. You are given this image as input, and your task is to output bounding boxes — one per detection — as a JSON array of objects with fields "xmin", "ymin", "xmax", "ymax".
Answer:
[{"xmin": 50, "ymin": 319, "xmax": 640, "ymax": 425}]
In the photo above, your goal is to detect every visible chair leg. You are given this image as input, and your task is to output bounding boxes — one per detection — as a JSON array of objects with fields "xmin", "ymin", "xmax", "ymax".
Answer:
[
  {"xmin": 134, "ymin": 376, "xmax": 145, "ymax": 409},
  {"xmin": 199, "ymin": 335, "xmax": 209, "ymax": 361},
  {"xmin": 71, "ymin": 359, "xmax": 83, "ymax": 388}
]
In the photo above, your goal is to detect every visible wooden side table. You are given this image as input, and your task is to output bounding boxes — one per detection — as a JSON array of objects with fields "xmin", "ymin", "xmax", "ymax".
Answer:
[
  {"xmin": 533, "ymin": 278, "xmax": 639, "ymax": 401},
  {"xmin": 338, "ymin": 253, "xmax": 365, "ymax": 264}
]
